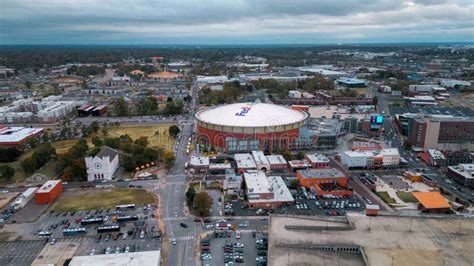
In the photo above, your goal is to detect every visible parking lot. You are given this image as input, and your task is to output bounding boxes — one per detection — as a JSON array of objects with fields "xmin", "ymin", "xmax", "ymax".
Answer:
[
  {"xmin": 200, "ymin": 230, "xmax": 267, "ymax": 266},
  {"xmin": 0, "ymin": 240, "xmax": 44, "ymax": 266},
  {"xmin": 1, "ymin": 202, "xmax": 162, "ymax": 263},
  {"xmin": 222, "ymin": 190, "xmax": 365, "ymax": 218}
]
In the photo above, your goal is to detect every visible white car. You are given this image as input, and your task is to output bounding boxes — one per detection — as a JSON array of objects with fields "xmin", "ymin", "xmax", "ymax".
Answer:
[
  {"xmin": 205, "ymin": 224, "xmax": 214, "ymax": 229},
  {"xmin": 170, "ymin": 238, "xmax": 177, "ymax": 245},
  {"xmin": 89, "ymin": 249, "xmax": 96, "ymax": 255}
]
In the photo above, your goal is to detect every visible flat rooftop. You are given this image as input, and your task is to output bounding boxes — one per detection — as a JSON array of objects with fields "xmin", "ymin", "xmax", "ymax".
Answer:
[
  {"xmin": 266, "ymin": 155, "xmax": 287, "ymax": 165},
  {"xmin": 70, "ymin": 250, "xmax": 160, "ymax": 266},
  {"xmin": 190, "ymin": 156, "xmax": 210, "ymax": 167},
  {"xmin": 252, "ymin": 150, "xmax": 270, "ymax": 166},
  {"xmin": 244, "ymin": 171, "xmax": 293, "ymax": 203},
  {"xmin": 305, "ymin": 153, "xmax": 330, "ymax": 164},
  {"xmin": 37, "ymin": 180, "xmax": 61, "ymax": 193},
  {"xmin": 0, "ymin": 126, "xmax": 43, "ymax": 144},
  {"xmin": 308, "ymin": 106, "xmax": 366, "ymax": 120},
  {"xmin": 32, "ymin": 241, "xmax": 79, "ymax": 266},
  {"xmin": 298, "ymin": 168, "xmax": 345, "ymax": 179},
  {"xmin": 234, "ymin": 153, "xmax": 257, "ymax": 169},
  {"xmin": 269, "ymin": 213, "xmax": 474, "ymax": 266}
]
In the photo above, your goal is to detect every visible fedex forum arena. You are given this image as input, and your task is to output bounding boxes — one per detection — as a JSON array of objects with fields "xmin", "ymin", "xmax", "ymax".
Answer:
[{"xmin": 195, "ymin": 103, "xmax": 309, "ymax": 152}]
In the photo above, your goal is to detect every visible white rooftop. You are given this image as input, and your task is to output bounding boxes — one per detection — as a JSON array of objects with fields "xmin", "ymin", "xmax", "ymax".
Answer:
[
  {"xmin": 0, "ymin": 126, "xmax": 42, "ymax": 143},
  {"xmin": 266, "ymin": 155, "xmax": 287, "ymax": 165},
  {"xmin": 252, "ymin": 151, "xmax": 270, "ymax": 166},
  {"xmin": 344, "ymin": 148, "xmax": 399, "ymax": 157},
  {"xmin": 234, "ymin": 153, "xmax": 257, "ymax": 169},
  {"xmin": 70, "ymin": 250, "xmax": 160, "ymax": 266},
  {"xmin": 427, "ymin": 149, "xmax": 446, "ymax": 160},
  {"xmin": 190, "ymin": 156, "xmax": 210, "ymax": 167},
  {"xmin": 305, "ymin": 153, "xmax": 329, "ymax": 164},
  {"xmin": 37, "ymin": 180, "xmax": 61, "ymax": 193},
  {"xmin": 244, "ymin": 171, "xmax": 294, "ymax": 203},
  {"xmin": 196, "ymin": 103, "xmax": 308, "ymax": 128}
]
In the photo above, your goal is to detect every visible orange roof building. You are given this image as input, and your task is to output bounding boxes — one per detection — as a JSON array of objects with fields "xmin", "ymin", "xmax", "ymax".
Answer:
[{"xmin": 412, "ymin": 191, "xmax": 451, "ymax": 213}]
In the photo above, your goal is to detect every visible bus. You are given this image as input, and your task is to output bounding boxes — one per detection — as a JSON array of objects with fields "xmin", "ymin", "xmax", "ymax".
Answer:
[
  {"xmin": 80, "ymin": 218, "xmax": 103, "ymax": 225},
  {"xmin": 97, "ymin": 225, "xmax": 120, "ymax": 233},
  {"xmin": 63, "ymin": 228, "xmax": 87, "ymax": 236},
  {"xmin": 116, "ymin": 215, "xmax": 139, "ymax": 222},
  {"xmin": 115, "ymin": 204, "xmax": 135, "ymax": 210},
  {"xmin": 38, "ymin": 231, "xmax": 52, "ymax": 237}
]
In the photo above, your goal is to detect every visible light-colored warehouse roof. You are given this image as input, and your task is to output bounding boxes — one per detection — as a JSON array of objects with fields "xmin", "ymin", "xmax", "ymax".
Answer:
[
  {"xmin": 70, "ymin": 250, "xmax": 160, "ymax": 266},
  {"xmin": 195, "ymin": 103, "xmax": 308, "ymax": 128}
]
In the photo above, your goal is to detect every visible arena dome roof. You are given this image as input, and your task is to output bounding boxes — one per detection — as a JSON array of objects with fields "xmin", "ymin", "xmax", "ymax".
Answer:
[{"xmin": 195, "ymin": 103, "xmax": 308, "ymax": 128}]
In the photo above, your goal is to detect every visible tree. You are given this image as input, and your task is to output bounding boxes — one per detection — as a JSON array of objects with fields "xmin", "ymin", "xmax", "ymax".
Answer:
[
  {"xmin": 92, "ymin": 136, "xmax": 103, "ymax": 147},
  {"xmin": 21, "ymin": 157, "xmax": 37, "ymax": 173},
  {"xmin": 372, "ymin": 96, "xmax": 378, "ymax": 105},
  {"xmin": 193, "ymin": 191, "xmax": 213, "ymax": 217},
  {"xmin": 296, "ymin": 151, "xmax": 305, "ymax": 160},
  {"xmin": 101, "ymin": 126, "xmax": 108, "ymax": 136},
  {"xmin": 136, "ymin": 96, "xmax": 158, "ymax": 115},
  {"xmin": 113, "ymin": 97, "xmax": 129, "ymax": 116},
  {"xmin": 134, "ymin": 136, "xmax": 149, "ymax": 147},
  {"xmin": 290, "ymin": 179, "xmax": 300, "ymax": 189},
  {"xmin": 186, "ymin": 187, "xmax": 196, "ymax": 206},
  {"xmin": 403, "ymin": 140, "xmax": 413, "ymax": 150},
  {"xmin": 168, "ymin": 125, "xmax": 180, "ymax": 138},
  {"xmin": 90, "ymin": 121, "xmax": 100, "ymax": 133},
  {"xmin": 164, "ymin": 150, "xmax": 175, "ymax": 170},
  {"xmin": 0, "ymin": 165, "xmax": 15, "ymax": 181},
  {"xmin": 24, "ymin": 81, "xmax": 32, "ymax": 90},
  {"xmin": 280, "ymin": 149, "xmax": 292, "ymax": 161}
]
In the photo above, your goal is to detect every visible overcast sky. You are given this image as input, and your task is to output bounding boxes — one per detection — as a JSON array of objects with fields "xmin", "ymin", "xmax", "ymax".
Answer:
[{"xmin": 1, "ymin": 0, "xmax": 473, "ymax": 45}]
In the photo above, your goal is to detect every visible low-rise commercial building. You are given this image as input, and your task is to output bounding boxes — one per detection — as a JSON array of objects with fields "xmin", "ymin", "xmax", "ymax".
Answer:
[
  {"xmin": 447, "ymin": 164, "xmax": 474, "ymax": 188},
  {"xmin": 427, "ymin": 149, "xmax": 446, "ymax": 168},
  {"xmin": 266, "ymin": 155, "xmax": 288, "ymax": 173},
  {"xmin": 189, "ymin": 156, "xmax": 210, "ymax": 174},
  {"xmin": 252, "ymin": 150, "xmax": 270, "ymax": 172},
  {"xmin": 234, "ymin": 153, "xmax": 257, "ymax": 173},
  {"xmin": 243, "ymin": 171, "xmax": 294, "ymax": 208},
  {"xmin": 305, "ymin": 153, "xmax": 330, "ymax": 168},
  {"xmin": 223, "ymin": 169, "xmax": 242, "ymax": 195},
  {"xmin": 340, "ymin": 148, "xmax": 400, "ymax": 169},
  {"xmin": 35, "ymin": 180, "xmax": 63, "ymax": 204},
  {"xmin": 296, "ymin": 168, "xmax": 347, "ymax": 188}
]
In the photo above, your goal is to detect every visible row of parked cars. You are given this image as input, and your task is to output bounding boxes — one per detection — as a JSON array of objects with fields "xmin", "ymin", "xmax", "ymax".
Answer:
[{"xmin": 93, "ymin": 244, "xmax": 139, "ymax": 255}]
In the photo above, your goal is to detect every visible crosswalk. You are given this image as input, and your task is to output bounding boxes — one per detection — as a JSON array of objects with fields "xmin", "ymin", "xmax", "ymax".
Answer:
[
  {"xmin": 164, "ymin": 216, "xmax": 188, "ymax": 221},
  {"xmin": 174, "ymin": 235, "xmax": 194, "ymax": 241}
]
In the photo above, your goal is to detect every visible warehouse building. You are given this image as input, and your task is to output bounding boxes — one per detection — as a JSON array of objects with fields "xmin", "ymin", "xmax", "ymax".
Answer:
[
  {"xmin": 35, "ymin": 180, "xmax": 63, "ymax": 204},
  {"xmin": 0, "ymin": 125, "xmax": 43, "ymax": 146},
  {"xmin": 251, "ymin": 150, "xmax": 270, "ymax": 172}
]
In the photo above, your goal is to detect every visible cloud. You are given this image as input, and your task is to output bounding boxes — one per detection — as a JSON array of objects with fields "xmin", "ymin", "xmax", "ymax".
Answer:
[{"xmin": 0, "ymin": 0, "xmax": 473, "ymax": 44}]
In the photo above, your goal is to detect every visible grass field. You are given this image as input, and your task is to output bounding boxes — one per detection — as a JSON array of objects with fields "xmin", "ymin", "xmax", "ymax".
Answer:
[
  {"xmin": 108, "ymin": 124, "xmax": 176, "ymax": 151},
  {"xmin": 49, "ymin": 188, "xmax": 157, "ymax": 212},
  {"xmin": 376, "ymin": 191, "xmax": 397, "ymax": 204},
  {"xmin": 396, "ymin": 191, "xmax": 417, "ymax": 203}
]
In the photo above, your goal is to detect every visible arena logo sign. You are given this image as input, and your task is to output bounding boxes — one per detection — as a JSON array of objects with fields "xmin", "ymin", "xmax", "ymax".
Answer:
[{"xmin": 235, "ymin": 104, "xmax": 255, "ymax": 116}]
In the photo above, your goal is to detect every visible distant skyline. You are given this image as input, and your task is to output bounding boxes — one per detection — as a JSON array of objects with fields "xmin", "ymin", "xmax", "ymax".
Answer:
[{"xmin": 1, "ymin": 0, "xmax": 473, "ymax": 45}]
